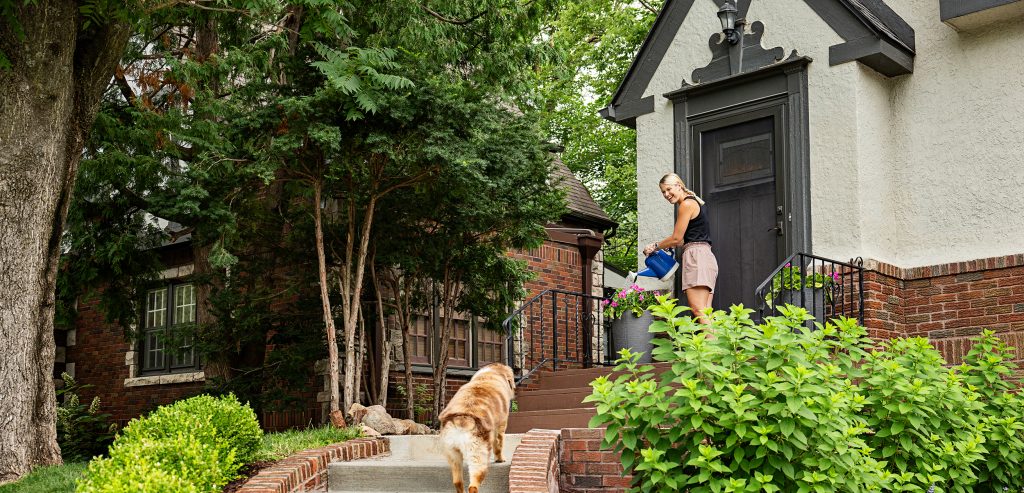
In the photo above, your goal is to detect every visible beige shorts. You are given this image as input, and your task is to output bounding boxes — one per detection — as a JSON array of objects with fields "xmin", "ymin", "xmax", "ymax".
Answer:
[{"xmin": 680, "ymin": 242, "xmax": 718, "ymax": 293}]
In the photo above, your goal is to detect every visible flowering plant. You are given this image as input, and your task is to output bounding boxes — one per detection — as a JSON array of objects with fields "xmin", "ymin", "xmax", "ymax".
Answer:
[
  {"xmin": 602, "ymin": 284, "xmax": 661, "ymax": 319},
  {"xmin": 765, "ymin": 263, "xmax": 840, "ymax": 305}
]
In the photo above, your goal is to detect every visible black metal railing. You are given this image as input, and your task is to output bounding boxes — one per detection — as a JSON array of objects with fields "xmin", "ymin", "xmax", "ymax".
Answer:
[
  {"xmin": 754, "ymin": 253, "xmax": 865, "ymax": 326},
  {"xmin": 502, "ymin": 289, "xmax": 612, "ymax": 383}
]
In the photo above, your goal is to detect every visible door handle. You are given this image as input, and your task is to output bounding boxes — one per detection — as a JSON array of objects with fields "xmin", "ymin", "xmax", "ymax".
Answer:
[{"xmin": 766, "ymin": 221, "xmax": 784, "ymax": 236}]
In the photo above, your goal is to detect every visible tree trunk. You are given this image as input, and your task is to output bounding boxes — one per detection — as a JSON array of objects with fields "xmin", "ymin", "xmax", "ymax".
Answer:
[
  {"xmin": 341, "ymin": 196, "xmax": 376, "ymax": 415},
  {"xmin": 371, "ymin": 264, "xmax": 390, "ymax": 407},
  {"xmin": 312, "ymin": 183, "xmax": 341, "ymax": 414},
  {"xmin": 0, "ymin": 1, "xmax": 130, "ymax": 482}
]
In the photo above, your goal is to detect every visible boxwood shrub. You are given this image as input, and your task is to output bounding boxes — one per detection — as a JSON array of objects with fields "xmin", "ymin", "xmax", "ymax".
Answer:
[
  {"xmin": 587, "ymin": 296, "xmax": 1024, "ymax": 493},
  {"xmin": 76, "ymin": 393, "xmax": 262, "ymax": 493}
]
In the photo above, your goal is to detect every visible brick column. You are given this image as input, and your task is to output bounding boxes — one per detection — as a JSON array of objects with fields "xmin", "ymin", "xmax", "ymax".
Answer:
[{"xmin": 509, "ymin": 429, "xmax": 561, "ymax": 493}]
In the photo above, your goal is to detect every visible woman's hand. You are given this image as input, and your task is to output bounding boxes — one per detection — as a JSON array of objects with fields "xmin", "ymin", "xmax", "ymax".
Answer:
[{"xmin": 642, "ymin": 242, "xmax": 659, "ymax": 256}]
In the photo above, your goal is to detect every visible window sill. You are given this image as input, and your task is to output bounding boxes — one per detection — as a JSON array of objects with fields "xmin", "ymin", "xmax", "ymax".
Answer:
[{"xmin": 124, "ymin": 371, "xmax": 205, "ymax": 387}]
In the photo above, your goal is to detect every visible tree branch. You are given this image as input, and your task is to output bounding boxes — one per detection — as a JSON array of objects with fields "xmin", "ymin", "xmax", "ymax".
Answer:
[
  {"xmin": 419, "ymin": 4, "xmax": 488, "ymax": 25},
  {"xmin": 637, "ymin": 0, "xmax": 659, "ymax": 14}
]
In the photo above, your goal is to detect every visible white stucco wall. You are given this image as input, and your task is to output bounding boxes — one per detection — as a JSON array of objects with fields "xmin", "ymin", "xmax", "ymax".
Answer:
[{"xmin": 632, "ymin": 0, "xmax": 1024, "ymax": 274}]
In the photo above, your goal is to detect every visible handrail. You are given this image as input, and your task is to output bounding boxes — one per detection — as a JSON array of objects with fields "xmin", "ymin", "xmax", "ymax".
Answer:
[
  {"xmin": 502, "ymin": 289, "xmax": 611, "ymax": 383},
  {"xmin": 754, "ymin": 252, "xmax": 865, "ymax": 325}
]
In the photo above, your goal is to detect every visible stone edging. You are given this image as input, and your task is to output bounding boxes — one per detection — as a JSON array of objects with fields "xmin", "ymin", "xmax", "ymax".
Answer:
[
  {"xmin": 866, "ymin": 253, "xmax": 1024, "ymax": 281},
  {"xmin": 509, "ymin": 429, "xmax": 561, "ymax": 493},
  {"xmin": 237, "ymin": 437, "xmax": 389, "ymax": 493}
]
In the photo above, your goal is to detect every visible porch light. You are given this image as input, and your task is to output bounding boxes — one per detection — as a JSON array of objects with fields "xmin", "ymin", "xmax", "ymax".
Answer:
[{"xmin": 717, "ymin": 1, "xmax": 740, "ymax": 45}]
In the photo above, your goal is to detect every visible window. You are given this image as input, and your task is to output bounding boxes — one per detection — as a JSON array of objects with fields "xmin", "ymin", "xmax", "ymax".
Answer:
[
  {"xmin": 404, "ymin": 307, "xmax": 505, "ymax": 370},
  {"xmin": 141, "ymin": 282, "xmax": 199, "ymax": 374}
]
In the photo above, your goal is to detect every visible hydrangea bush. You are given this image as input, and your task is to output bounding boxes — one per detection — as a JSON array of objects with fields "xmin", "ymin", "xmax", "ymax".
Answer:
[
  {"xmin": 602, "ymin": 284, "xmax": 661, "ymax": 319},
  {"xmin": 587, "ymin": 296, "xmax": 1024, "ymax": 493}
]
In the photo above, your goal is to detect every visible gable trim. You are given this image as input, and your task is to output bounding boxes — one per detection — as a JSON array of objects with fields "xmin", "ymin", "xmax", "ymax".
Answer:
[{"xmin": 603, "ymin": 0, "xmax": 915, "ymax": 126}]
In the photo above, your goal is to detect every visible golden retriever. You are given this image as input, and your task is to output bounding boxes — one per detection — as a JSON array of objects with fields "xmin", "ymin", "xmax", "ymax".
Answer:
[{"xmin": 438, "ymin": 363, "xmax": 516, "ymax": 493}]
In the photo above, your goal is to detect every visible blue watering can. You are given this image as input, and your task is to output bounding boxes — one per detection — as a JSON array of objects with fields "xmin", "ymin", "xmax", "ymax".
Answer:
[{"xmin": 627, "ymin": 249, "xmax": 679, "ymax": 283}]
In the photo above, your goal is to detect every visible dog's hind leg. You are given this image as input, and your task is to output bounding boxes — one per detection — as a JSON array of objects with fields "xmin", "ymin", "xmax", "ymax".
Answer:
[
  {"xmin": 466, "ymin": 440, "xmax": 491, "ymax": 493},
  {"xmin": 492, "ymin": 428, "xmax": 506, "ymax": 463},
  {"xmin": 442, "ymin": 442, "xmax": 465, "ymax": 493}
]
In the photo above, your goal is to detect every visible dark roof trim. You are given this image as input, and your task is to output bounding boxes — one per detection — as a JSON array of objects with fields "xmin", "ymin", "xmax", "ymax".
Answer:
[
  {"xmin": 829, "ymin": 36, "xmax": 913, "ymax": 76},
  {"xmin": 602, "ymin": 0, "xmax": 696, "ymax": 126},
  {"xmin": 941, "ymin": 0, "xmax": 1022, "ymax": 30},
  {"xmin": 665, "ymin": 54, "xmax": 813, "ymax": 101},
  {"xmin": 603, "ymin": 0, "xmax": 915, "ymax": 126},
  {"xmin": 597, "ymin": 96, "xmax": 655, "ymax": 129}
]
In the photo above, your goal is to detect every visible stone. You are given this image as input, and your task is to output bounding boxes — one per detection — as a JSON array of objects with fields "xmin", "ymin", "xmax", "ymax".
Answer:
[
  {"xmin": 348, "ymin": 403, "xmax": 369, "ymax": 424},
  {"xmin": 360, "ymin": 424, "xmax": 381, "ymax": 437},
  {"xmin": 329, "ymin": 410, "xmax": 347, "ymax": 428},
  {"xmin": 362, "ymin": 405, "xmax": 398, "ymax": 435},
  {"xmin": 392, "ymin": 418, "xmax": 411, "ymax": 435}
]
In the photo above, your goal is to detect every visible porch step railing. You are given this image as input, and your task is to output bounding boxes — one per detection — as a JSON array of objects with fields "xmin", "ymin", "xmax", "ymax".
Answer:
[
  {"xmin": 502, "ymin": 289, "xmax": 612, "ymax": 383},
  {"xmin": 754, "ymin": 253, "xmax": 865, "ymax": 325}
]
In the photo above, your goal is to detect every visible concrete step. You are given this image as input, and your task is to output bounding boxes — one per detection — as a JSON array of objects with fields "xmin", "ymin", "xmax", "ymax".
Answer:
[
  {"xmin": 506, "ymin": 407, "xmax": 596, "ymax": 434},
  {"xmin": 515, "ymin": 387, "xmax": 592, "ymax": 412},
  {"xmin": 329, "ymin": 434, "xmax": 522, "ymax": 493}
]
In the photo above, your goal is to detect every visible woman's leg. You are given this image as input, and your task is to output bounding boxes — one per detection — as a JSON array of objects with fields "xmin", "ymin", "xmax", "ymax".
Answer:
[{"xmin": 685, "ymin": 286, "xmax": 713, "ymax": 326}]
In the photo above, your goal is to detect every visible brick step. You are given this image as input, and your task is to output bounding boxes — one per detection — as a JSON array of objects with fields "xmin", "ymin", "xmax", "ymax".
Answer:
[
  {"xmin": 528, "ymin": 362, "xmax": 670, "ymax": 390},
  {"xmin": 515, "ymin": 387, "xmax": 593, "ymax": 412},
  {"xmin": 506, "ymin": 407, "xmax": 596, "ymax": 434}
]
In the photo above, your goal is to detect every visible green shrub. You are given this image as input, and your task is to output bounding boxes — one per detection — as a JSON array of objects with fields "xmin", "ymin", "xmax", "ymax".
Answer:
[
  {"xmin": 587, "ymin": 296, "xmax": 1024, "ymax": 493},
  {"xmin": 76, "ymin": 394, "xmax": 261, "ymax": 493},
  {"xmin": 121, "ymin": 394, "xmax": 262, "ymax": 464},
  {"xmin": 857, "ymin": 337, "xmax": 986, "ymax": 492},
  {"xmin": 959, "ymin": 330, "xmax": 1024, "ymax": 491},
  {"xmin": 75, "ymin": 436, "xmax": 220, "ymax": 493},
  {"xmin": 56, "ymin": 373, "xmax": 117, "ymax": 462}
]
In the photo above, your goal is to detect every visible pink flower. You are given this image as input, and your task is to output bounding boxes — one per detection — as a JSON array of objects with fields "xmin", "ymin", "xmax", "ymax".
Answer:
[
  {"xmin": 785, "ymin": 262, "xmax": 792, "ymax": 267},
  {"xmin": 601, "ymin": 299, "xmax": 610, "ymax": 306},
  {"xmin": 618, "ymin": 291, "xmax": 627, "ymax": 299},
  {"xmin": 639, "ymin": 295, "xmax": 644, "ymax": 301},
  {"xmin": 611, "ymin": 301, "xmax": 618, "ymax": 307},
  {"xmin": 831, "ymin": 272, "xmax": 840, "ymax": 281}
]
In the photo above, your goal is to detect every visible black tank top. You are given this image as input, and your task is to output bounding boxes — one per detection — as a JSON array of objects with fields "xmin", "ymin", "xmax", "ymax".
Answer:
[{"xmin": 682, "ymin": 196, "xmax": 712, "ymax": 245}]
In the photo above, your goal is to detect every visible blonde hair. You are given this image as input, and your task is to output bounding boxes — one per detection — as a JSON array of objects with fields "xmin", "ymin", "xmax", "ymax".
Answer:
[{"xmin": 659, "ymin": 173, "xmax": 705, "ymax": 206}]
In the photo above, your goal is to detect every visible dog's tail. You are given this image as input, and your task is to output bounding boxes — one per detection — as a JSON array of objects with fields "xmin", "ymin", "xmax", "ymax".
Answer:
[{"xmin": 439, "ymin": 414, "xmax": 488, "ymax": 493}]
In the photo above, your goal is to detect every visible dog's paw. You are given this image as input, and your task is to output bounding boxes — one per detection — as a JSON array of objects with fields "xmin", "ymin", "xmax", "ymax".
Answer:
[{"xmin": 494, "ymin": 458, "xmax": 505, "ymax": 463}]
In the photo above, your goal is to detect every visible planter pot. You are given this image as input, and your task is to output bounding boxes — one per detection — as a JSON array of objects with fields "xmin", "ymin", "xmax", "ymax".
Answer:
[
  {"xmin": 776, "ymin": 287, "xmax": 826, "ymax": 329},
  {"xmin": 611, "ymin": 311, "xmax": 655, "ymax": 363}
]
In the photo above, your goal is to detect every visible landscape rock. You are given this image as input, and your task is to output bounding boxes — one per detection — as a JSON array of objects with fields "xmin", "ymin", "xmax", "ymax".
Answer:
[
  {"xmin": 359, "ymin": 424, "xmax": 381, "ymax": 437},
  {"xmin": 347, "ymin": 403, "xmax": 368, "ymax": 424},
  {"xmin": 361, "ymin": 405, "xmax": 397, "ymax": 435}
]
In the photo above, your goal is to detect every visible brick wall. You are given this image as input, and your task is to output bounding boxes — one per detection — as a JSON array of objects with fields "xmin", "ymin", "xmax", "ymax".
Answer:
[
  {"xmin": 64, "ymin": 294, "xmax": 205, "ymax": 426},
  {"xmin": 557, "ymin": 428, "xmax": 630, "ymax": 493},
  {"xmin": 862, "ymin": 254, "xmax": 1024, "ymax": 367},
  {"xmin": 509, "ymin": 429, "xmax": 561, "ymax": 493}
]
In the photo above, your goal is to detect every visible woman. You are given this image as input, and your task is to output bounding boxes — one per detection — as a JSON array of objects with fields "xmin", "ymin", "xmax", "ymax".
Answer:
[{"xmin": 642, "ymin": 173, "xmax": 719, "ymax": 326}]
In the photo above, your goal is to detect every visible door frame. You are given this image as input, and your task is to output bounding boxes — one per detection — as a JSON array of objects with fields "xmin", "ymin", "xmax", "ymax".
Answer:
[{"xmin": 666, "ymin": 56, "xmax": 812, "ymax": 299}]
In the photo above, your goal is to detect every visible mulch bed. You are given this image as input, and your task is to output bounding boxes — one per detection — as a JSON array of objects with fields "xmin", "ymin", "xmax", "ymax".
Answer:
[{"xmin": 222, "ymin": 461, "xmax": 276, "ymax": 493}]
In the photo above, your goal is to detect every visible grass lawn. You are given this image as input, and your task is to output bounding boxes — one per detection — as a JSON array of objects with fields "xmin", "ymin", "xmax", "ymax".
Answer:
[
  {"xmin": 0, "ymin": 425, "xmax": 363, "ymax": 493},
  {"xmin": 0, "ymin": 462, "xmax": 87, "ymax": 493}
]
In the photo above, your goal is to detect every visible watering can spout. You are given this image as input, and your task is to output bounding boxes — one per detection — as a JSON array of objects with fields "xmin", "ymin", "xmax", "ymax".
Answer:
[{"xmin": 630, "ymin": 249, "xmax": 679, "ymax": 283}]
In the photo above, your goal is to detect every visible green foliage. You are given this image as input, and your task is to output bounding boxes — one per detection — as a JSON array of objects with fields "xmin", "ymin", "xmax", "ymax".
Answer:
[
  {"xmin": 76, "ymin": 394, "xmax": 262, "ymax": 493},
  {"xmin": 75, "ymin": 434, "xmax": 229, "ymax": 493},
  {"xmin": 0, "ymin": 462, "xmax": 86, "ymax": 493},
  {"xmin": 254, "ymin": 425, "xmax": 363, "ymax": 462},
  {"xmin": 959, "ymin": 330, "xmax": 1024, "ymax": 491},
  {"xmin": 121, "ymin": 394, "xmax": 262, "ymax": 465},
  {"xmin": 55, "ymin": 373, "xmax": 117, "ymax": 463},
  {"xmin": 588, "ymin": 297, "xmax": 1024, "ymax": 493},
  {"xmin": 602, "ymin": 283, "xmax": 662, "ymax": 319},
  {"xmin": 765, "ymin": 263, "xmax": 839, "ymax": 305},
  {"xmin": 528, "ymin": 0, "xmax": 664, "ymax": 271}
]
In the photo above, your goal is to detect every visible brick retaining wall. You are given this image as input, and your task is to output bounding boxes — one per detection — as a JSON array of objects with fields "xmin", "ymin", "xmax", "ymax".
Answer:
[
  {"xmin": 236, "ymin": 437, "xmax": 389, "ymax": 493},
  {"xmin": 557, "ymin": 428, "xmax": 630, "ymax": 493},
  {"xmin": 863, "ymin": 254, "xmax": 1024, "ymax": 368},
  {"xmin": 509, "ymin": 429, "xmax": 561, "ymax": 493}
]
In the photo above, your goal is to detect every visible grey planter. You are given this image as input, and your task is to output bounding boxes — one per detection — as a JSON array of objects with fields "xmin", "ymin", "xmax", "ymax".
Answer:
[
  {"xmin": 777, "ymin": 287, "xmax": 826, "ymax": 329},
  {"xmin": 611, "ymin": 311, "xmax": 655, "ymax": 363}
]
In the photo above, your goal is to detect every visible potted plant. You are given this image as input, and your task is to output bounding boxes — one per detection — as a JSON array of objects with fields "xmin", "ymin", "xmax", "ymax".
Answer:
[
  {"xmin": 602, "ymin": 284, "xmax": 661, "ymax": 363},
  {"xmin": 764, "ymin": 263, "xmax": 840, "ymax": 325}
]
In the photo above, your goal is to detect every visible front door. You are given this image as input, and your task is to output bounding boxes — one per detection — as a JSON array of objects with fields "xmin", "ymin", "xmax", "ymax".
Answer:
[{"xmin": 692, "ymin": 108, "xmax": 784, "ymax": 311}]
